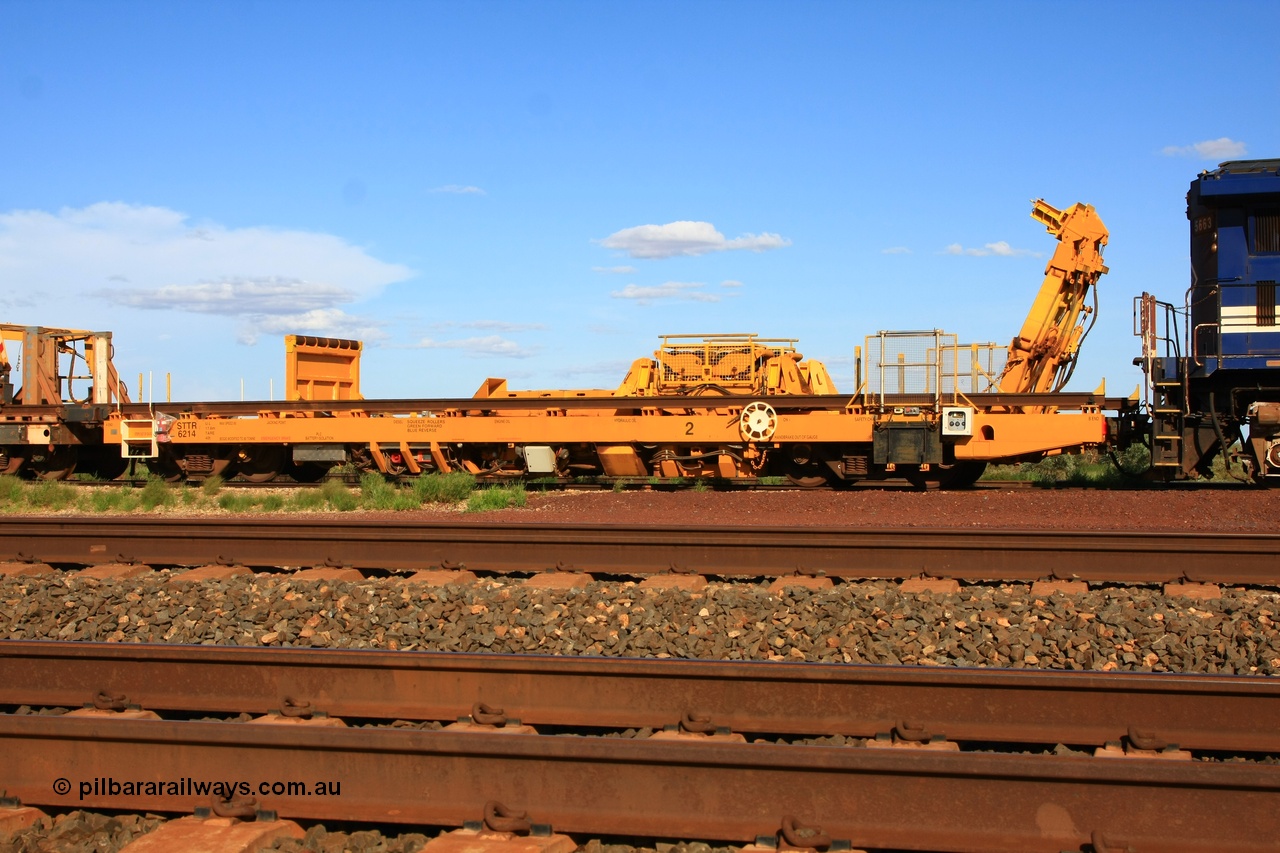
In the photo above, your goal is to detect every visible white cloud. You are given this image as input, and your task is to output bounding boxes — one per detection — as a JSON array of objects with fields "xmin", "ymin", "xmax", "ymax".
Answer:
[
  {"xmin": 430, "ymin": 184, "xmax": 487, "ymax": 195},
  {"xmin": 556, "ymin": 359, "xmax": 636, "ymax": 379},
  {"xmin": 611, "ymin": 281, "xmax": 722, "ymax": 304},
  {"xmin": 881, "ymin": 246, "xmax": 912, "ymax": 255},
  {"xmin": 103, "ymin": 280, "xmax": 392, "ymax": 345},
  {"xmin": 598, "ymin": 221, "xmax": 791, "ymax": 259},
  {"xmin": 0, "ymin": 202, "xmax": 413, "ymax": 343},
  {"xmin": 1160, "ymin": 138, "xmax": 1248, "ymax": 159},
  {"xmin": 430, "ymin": 320, "xmax": 547, "ymax": 332},
  {"xmin": 105, "ymin": 276, "xmax": 354, "ymax": 315},
  {"xmin": 0, "ymin": 294, "xmax": 36, "ymax": 311},
  {"xmin": 592, "ymin": 265, "xmax": 638, "ymax": 274},
  {"xmin": 943, "ymin": 241, "xmax": 1039, "ymax": 258},
  {"xmin": 720, "ymin": 279, "xmax": 743, "ymax": 288},
  {"xmin": 411, "ymin": 335, "xmax": 538, "ymax": 358},
  {"xmin": 240, "ymin": 309, "xmax": 388, "ymax": 346}
]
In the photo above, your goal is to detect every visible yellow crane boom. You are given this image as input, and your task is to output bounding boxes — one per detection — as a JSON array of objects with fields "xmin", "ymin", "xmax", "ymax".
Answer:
[{"xmin": 997, "ymin": 200, "xmax": 1109, "ymax": 398}]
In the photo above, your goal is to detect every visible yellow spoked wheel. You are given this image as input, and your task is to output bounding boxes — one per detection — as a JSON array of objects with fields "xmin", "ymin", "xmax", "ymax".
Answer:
[{"xmin": 739, "ymin": 401, "xmax": 777, "ymax": 442}]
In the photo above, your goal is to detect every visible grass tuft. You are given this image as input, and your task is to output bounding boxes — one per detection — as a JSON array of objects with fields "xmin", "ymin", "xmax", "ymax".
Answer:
[
  {"xmin": 0, "ymin": 475, "xmax": 23, "ymax": 505},
  {"xmin": 218, "ymin": 492, "xmax": 257, "ymax": 512},
  {"xmin": 412, "ymin": 471, "xmax": 476, "ymax": 504},
  {"xmin": 89, "ymin": 486, "xmax": 139, "ymax": 513},
  {"xmin": 321, "ymin": 479, "xmax": 359, "ymax": 512},
  {"xmin": 139, "ymin": 476, "xmax": 175, "ymax": 511},
  {"xmin": 288, "ymin": 490, "xmax": 326, "ymax": 512},
  {"xmin": 465, "ymin": 484, "xmax": 527, "ymax": 513},
  {"xmin": 26, "ymin": 480, "xmax": 76, "ymax": 510},
  {"xmin": 358, "ymin": 471, "xmax": 399, "ymax": 510},
  {"xmin": 257, "ymin": 495, "xmax": 285, "ymax": 512},
  {"xmin": 981, "ymin": 445, "xmax": 1155, "ymax": 487},
  {"xmin": 391, "ymin": 492, "xmax": 422, "ymax": 511}
]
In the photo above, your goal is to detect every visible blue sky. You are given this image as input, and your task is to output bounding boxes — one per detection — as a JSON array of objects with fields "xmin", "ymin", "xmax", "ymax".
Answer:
[{"xmin": 2, "ymin": 1, "xmax": 1276, "ymax": 401}]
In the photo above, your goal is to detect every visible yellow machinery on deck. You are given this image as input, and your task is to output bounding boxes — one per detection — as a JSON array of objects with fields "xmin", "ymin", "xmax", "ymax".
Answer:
[
  {"xmin": 475, "ymin": 334, "xmax": 837, "ymax": 400},
  {"xmin": 0, "ymin": 324, "xmax": 131, "ymax": 479},
  {"xmin": 285, "ymin": 335, "xmax": 363, "ymax": 401}
]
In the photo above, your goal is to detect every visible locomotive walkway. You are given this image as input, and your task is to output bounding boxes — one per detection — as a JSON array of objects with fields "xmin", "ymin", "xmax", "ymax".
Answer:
[
  {"xmin": 0, "ymin": 641, "xmax": 1277, "ymax": 851},
  {"xmin": 0, "ymin": 517, "xmax": 1277, "ymax": 585}
]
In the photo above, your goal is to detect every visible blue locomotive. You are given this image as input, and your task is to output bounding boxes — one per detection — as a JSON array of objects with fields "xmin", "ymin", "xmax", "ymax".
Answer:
[{"xmin": 1138, "ymin": 159, "xmax": 1280, "ymax": 482}]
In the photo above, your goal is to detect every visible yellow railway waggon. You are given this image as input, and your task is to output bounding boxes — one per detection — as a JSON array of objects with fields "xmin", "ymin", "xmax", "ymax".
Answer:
[
  {"xmin": 95, "ymin": 329, "xmax": 1110, "ymax": 489},
  {"xmin": 2, "ymin": 198, "xmax": 1132, "ymax": 488}
]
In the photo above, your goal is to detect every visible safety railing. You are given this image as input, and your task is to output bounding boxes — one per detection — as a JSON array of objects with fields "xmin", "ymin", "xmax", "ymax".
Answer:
[
  {"xmin": 860, "ymin": 330, "xmax": 1004, "ymax": 406},
  {"xmin": 1185, "ymin": 280, "xmax": 1280, "ymax": 364}
]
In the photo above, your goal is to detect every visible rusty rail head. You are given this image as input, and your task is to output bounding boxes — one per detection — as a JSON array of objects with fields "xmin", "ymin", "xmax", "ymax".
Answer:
[
  {"xmin": 1, "ymin": 517, "xmax": 1278, "ymax": 584},
  {"xmin": 0, "ymin": 713, "xmax": 1275, "ymax": 852},
  {"xmin": 1, "ymin": 640, "xmax": 1278, "ymax": 754}
]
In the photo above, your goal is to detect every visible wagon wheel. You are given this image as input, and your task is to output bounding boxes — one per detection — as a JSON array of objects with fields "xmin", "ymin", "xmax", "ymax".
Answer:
[
  {"xmin": 785, "ymin": 466, "xmax": 828, "ymax": 488},
  {"xmin": 907, "ymin": 461, "xmax": 987, "ymax": 490},
  {"xmin": 288, "ymin": 462, "xmax": 332, "ymax": 483},
  {"xmin": 940, "ymin": 461, "xmax": 987, "ymax": 489},
  {"xmin": 79, "ymin": 447, "xmax": 129, "ymax": 481},
  {"xmin": 782, "ymin": 442, "xmax": 829, "ymax": 488},
  {"xmin": 23, "ymin": 446, "xmax": 75, "ymax": 480},
  {"xmin": 235, "ymin": 445, "xmax": 287, "ymax": 483},
  {"xmin": 1, "ymin": 452, "xmax": 26, "ymax": 477},
  {"xmin": 28, "ymin": 446, "xmax": 77, "ymax": 481},
  {"xmin": 145, "ymin": 452, "xmax": 185, "ymax": 483},
  {"xmin": 95, "ymin": 457, "xmax": 129, "ymax": 481}
]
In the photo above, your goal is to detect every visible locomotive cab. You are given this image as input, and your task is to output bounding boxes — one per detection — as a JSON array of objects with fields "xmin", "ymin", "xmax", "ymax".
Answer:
[
  {"xmin": 1187, "ymin": 158, "xmax": 1280, "ymax": 369},
  {"xmin": 1139, "ymin": 159, "xmax": 1280, "ymax": 482}
]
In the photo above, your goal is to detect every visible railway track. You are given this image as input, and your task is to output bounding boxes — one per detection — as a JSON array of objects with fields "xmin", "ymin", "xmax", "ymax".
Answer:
[
  {"xmin": 54, "ymin": 475, "xmax": 1050, "ymax": 490},
  {"xmin": 45, "ymin": 474, "xmax": 1254, "ymax": 491},
  {"xmin": 3, "ymin": 641, "xmax": 1276, "ymax": 751},
  {"xmin": 1, "ymin": 641, "xmax": 1276, "ymax": 852},
  {"xmin": 1, "ymin": 517, "xmax": 1277, "ymax": 586}
]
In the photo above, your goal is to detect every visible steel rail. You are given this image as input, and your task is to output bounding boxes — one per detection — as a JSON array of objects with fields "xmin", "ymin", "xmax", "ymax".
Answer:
[
  {"xmin": 1, "ymin": 714, "xmax": 1274, "ymax": 852},
  {"xmin": 1, "ymin": 641, "xmax": 1276, "ymax": 753},
  {"xmin": 0, "ymin": 517, "xmax": 1277, "ymax": 584},
  {"xmin": 4, "ymin": 390, "xmax": 1127, "ymax": 422},
  {"xmin": 51, "ymin": 476, "xmax": 1040, "ymax": 491}
]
